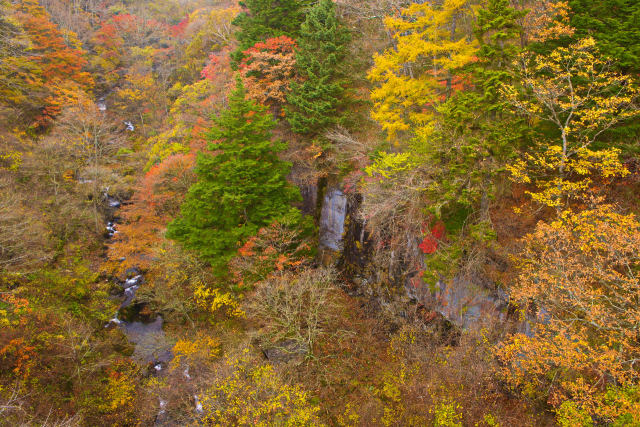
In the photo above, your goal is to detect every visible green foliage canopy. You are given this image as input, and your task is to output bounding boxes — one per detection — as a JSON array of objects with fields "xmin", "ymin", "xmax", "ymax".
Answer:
[
  {"xmin": 166, "ymin": 79, "xmax": 301, "ymax": 270},
  {"xmin": 569, "ymin": 0, "xmax": 640, "ymax": 73},
  {"xmin": 231, "ymin": 0, "xmax": 310, "ymax": 65},
  {"xmin": 286, "ymin": 0, "xmax": 351, "ymax": 136}
]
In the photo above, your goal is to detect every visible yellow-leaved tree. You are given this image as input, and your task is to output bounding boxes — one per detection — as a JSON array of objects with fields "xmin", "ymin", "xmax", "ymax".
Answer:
[
  {"xmin": 497, "ymin": 36, "xmax": 640, "ymax": 424},
  {"xmin": 495, "ymin": 204, "xmax": 640, "ymax": 424},
  {"xmin": 521, "ymin": 0, "xmax": 574, "ymax": 44},
  {"xmin": 368, "ymin": 0, "xmax": 479, "ymax": 141},
  {"xmin": 198, "ymin": 349, "xmax": 323, "ymax": 426},
  {"xmin": 503, "ymin": 37, "xmax": 640, "ymax": 209}
]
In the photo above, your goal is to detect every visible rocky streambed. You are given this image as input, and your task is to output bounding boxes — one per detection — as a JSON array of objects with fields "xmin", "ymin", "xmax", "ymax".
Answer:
[
  {"xmin": 103, "ymin": 195, "xmax": 172, "ymax": 370},
  {"xmin": 102, "ymin": 194, "xmax": 199, "ymax": 424}
]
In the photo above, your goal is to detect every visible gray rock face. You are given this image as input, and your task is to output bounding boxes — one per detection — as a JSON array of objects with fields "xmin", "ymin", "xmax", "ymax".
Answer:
[
  {"xmin": 299, "ymin": 183, "xmax": 318, "ymax": 215},
  {"xmin": 319, "ymin": 187, "xmax": 347, "ymax": 251},
  {"xmin": 404, "ymin": 272, "xmax": 510, "ymax": 331},
  {"xmin": 431, "ymin": 278, "xmax": 508, "ymax": 330}
]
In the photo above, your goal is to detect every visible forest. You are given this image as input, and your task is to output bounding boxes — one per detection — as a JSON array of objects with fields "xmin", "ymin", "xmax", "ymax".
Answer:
[{"xmin": 1, "ymin": 0, "xmax": 640, "ymax": 425}]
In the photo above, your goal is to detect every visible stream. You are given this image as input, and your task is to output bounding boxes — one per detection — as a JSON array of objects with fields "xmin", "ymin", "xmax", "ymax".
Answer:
[
  {"xmin": 103, "ymin": 196, "xmax": 172, "ymax": 369},
  {"xmin": 103, "ymin": 193, "xmax": 201, "ymax": 424},
  {"xmin": 98, "ymin": 184, "xmax": 351, "ymax": 422},
  {"xmin": 96, "ymin": 96, "xmax": 204, "ymax": 423},
  {"xmin": 99, "ymin": 176, "xmax": 517, "ymax": 422},
  {"xmin": 95, "ymin": 96, "xmax": 170, "ymax": 369}
]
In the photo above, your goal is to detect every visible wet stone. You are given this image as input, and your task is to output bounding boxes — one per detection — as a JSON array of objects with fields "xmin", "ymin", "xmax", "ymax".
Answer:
[
  {"xmin": 122, "ymin": 274, "xmax": 143, "ymax": 289},
  {"xmin": 319, "ymin": 187, "xmax": 347, "ymax": 252},
  {"xmin": 124, "ymin": 266, "xmax": 142, "ymax": 277}
]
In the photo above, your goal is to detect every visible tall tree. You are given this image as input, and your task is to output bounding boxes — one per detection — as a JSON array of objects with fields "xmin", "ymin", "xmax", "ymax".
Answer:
[
  {"xmin": 231, "ymin": 0, "xmax": 309, "ymax": 65},
  {"xmin": 368, "ymin": 0, "xmax": 479, "ymax": 142},
  {"xmin": 285, "ymin": 0, "xmax": 351, "ymax": 136},
  {"xmin": 361, "ymin": 0, "xmax": 525, "ymax": 283},
  {"xmin": 0, "ymin": 0, "xmax": 45, "ymax": 122},
  {"xmin": 239, "ymin": 36, "xmax": 298, "ymax": 107},
  {"xmin": 495, "ymin": 204, "xmax": 640, "ymax": 424},
  {"xmin": 13, "ymin": 0, "xmax": 93, "ymax": 128},
  {"xmin": 411, "ymin": 0, "xmax": 526, "ymax": 215},
  {"xmin": 51, "ymin": 92, "xmax": 121, "ymax": 231},
  {"xmin": 181, "ymin": 6, "xmax": 239, "ymax": 81},
  {"xmin": 520, "ymin": 0, "xmax": 574, "ymax": 45},
  {"xmin": 166, "ymin": 79, "xmax": 300, "ymax": 270},
  {"xmin": 503, "ymin": 37, "xmax": 640, "ymax": 209}
]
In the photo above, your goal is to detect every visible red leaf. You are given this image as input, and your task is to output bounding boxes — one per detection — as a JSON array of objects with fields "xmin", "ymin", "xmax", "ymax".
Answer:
[
  {"xmin": 419, "ymin": 237, "xmax": 438, "ymax": 254},
  {"xmin": 431, "ymin": 221, "xmax": 446, "ymax": 240}
]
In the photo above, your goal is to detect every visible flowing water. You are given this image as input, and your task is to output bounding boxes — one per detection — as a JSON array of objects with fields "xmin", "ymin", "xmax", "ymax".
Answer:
[
  {"xmin": 102, "ymin": 193, "xmax": 205, "ymax": 423},
  {"xmin": 96, "ymin": 97, "xmax": 203, "ymax": 423},
  {"xmin": 318, "ymin": 186, "xmax": 347, "ymax": 251},
  {"xmin": 103, "ymin": 208, "xmax": 172, "ymax": 366}
]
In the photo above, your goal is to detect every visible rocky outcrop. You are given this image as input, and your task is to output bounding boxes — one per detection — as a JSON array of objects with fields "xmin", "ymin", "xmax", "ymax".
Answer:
[{"xmin": 318, "ymin": 186, "xmax": 348, "ymax": 264}]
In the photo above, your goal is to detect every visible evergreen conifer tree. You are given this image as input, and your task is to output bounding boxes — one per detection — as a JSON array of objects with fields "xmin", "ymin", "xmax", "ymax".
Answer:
[
  {"xmin": 166, "ymin": 79, "xmax": 301, "ymax": 269},
  {"xmin": 569, "ymin": 0, "xmax": 640, "ymax": 74},
  {"xmin": 412, "ymin": 0, "xmax": 527, "ymax": 217},
  {"xmin": 285, "ymin": 0, "xmax": 351, "ymax": 136},
  {"xmin": 474, "ymin": 0, "xmax": 526, "ymax": 106},
  {"xmin": 231, "ymin": 0, "xmax": 309, "ymax": 66}
]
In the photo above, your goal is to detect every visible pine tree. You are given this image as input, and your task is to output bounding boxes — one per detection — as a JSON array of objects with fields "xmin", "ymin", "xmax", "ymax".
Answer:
[
  {"xmin": 166, "ymin": 79, "xmax": 301, "ymax": 270},
  {"xmin": 231, "ymin": 0, "xmax": 309, "ymax": 66},
  {"xmin": 474, "ymin": 0, "xmax": 526, "ymax": 106},
  {"xmin": 285, "ymin": 0, "xmax": 351, "ymax": 136},
  {"xmin": 566, "ymin": 1, "xmax": 640, "ymax": 144}
]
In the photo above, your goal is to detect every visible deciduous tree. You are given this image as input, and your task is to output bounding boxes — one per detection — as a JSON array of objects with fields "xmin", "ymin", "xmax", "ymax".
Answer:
[
  {"xmin": 0, "ymin": 0, "xmax": 46, "ymax": 123},
  {"xmin": 198, "ymin": 350, "xmax": 322, "ymax": 425},
  {"xmin": 147, "ymin": 51, "xmax": 233, "ymax": 169},
  {"xmin": 522, "ymin": 0, "xmax": 574, "ymax": 44},
  {"xmin": 368, "ymin": 0, "xmax": 479, "ymax": 141},
  {"xmin": 180, "ymin": 6, "xmax": 239, "ymax": 81},
  {"xmin": 50, "ymin": 92, "xmax": 121, "ymax": 230},
  {"xmin": 410, "ymin": 0, "xmax": 526, "ymax": 215},
  {"xmin": 231, "ymin": 0, "xmax": 309, "ymax": 65},
  {"xmin": 13, "ymin": 0, "xmax": 93, "ymax": 128},
  {"xmin": 239, "ymin": 36, "xmax": 298, "ymax": 107},
  {"xmin": 504, "ymin": 37, "xmax": 640, "ymax": 208},
  {"xmin": 495, "ymin": 204, "xmax": 640, "ymax": 424}
]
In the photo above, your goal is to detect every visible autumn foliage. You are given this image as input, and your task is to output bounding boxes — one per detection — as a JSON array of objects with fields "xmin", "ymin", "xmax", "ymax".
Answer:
[
  {"xmin": 495, "ymin": 205, "xmax": 640, "ymax": 422},
  {"xmin": 12, "ymin": 0, "xmax": 93, "ymax": 128},
  {"xmin": 107, "ymin": 154, "xmax": 196, "ymax": 272},
  {"xmin": 239, "ymin": 36, "xmax": 298, "ymax": 106},
  {"xmin": 368, "ymin": 0, "xmax": 478, "ymax": 140},
  {"xmin": 419, "ymin": 221, "xmax": 446, "ymax": 254},
  {"xmin": 4, "ymin": 0, "xmax": 640, "ymax": 425}
]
